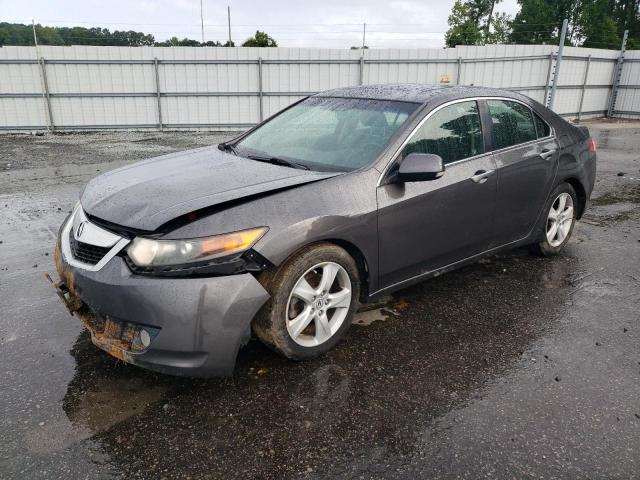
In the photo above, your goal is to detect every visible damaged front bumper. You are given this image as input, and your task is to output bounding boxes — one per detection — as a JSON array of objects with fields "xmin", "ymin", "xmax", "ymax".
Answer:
[{"xmin": 50, "ymin": 216, "xmax": 270, "ymax": 377}]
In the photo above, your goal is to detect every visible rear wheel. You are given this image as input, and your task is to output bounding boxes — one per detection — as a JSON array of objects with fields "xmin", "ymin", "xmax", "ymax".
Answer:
[
  {"xmin": 253, "ymin": 243, "xmax": 360, "ymax": 360},
  {"xmin": 530, "ymin": 183, "xmax": 577, "ymax": 256}
]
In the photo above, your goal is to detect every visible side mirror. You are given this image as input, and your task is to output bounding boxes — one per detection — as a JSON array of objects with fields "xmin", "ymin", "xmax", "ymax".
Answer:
[{"xmin": 396, "ymin": 153, "xmax": 445, "ymax": 182}]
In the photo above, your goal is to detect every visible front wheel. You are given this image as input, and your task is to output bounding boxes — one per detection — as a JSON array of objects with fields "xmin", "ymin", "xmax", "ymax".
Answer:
[
  {"xmin": 530, "ymin": 183, "xmax": 578, "ymax": 256},
  {"xmin": 253, "ymin": 243, "xmax": 360, "ymax": 360}
]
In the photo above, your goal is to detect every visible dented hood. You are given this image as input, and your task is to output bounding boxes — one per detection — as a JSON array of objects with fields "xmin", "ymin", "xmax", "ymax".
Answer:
[{"xmin": 81, "ymin": 146, "xmax": 340, "ymax": 231}]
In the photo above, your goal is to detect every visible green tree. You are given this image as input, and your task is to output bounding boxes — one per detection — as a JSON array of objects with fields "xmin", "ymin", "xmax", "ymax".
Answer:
[
  {"xmin": 577, "ymin": 0, "xmax": 620, "ymax": 48},
  {"xmin": 509, "ymin": 0, "xmax": 638, "ymax": 48},
  {"xmin": 445, "ymin": 0, "xmax": 510, "ymax": 46},
  {"xmin": 445, "ymin": 0, "xmax": 484, "ymax": 46},
  {"xmin": 155, "ymin": 36, "xmax": 200, "ymax": 47},
  {"xmin": 510, "ymin": 0, "xmax": 583, "ymax": 45},
  {"xmin": 0, "ymin": 22, "xmax": 156, "ymax": 46},
  {"xmin": 610, "ymin": 0, "xmax": 639, "ymax": 48},
  {"xmin": 486, "ymin": 12, "xmax": 513, "ymax": 43},
  {"xmin": 241, "ymin": 30, "xmax": 277, "ymax": 47}
]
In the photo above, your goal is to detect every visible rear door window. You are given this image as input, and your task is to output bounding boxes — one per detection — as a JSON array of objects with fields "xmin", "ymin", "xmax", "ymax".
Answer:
[
  {"xmin": 487, "ymin": 100, "xmax": 537, "ymax": 149},
  {"xmin": 401, "ymin": 100, "xmax": 484, "ymax": 165}
]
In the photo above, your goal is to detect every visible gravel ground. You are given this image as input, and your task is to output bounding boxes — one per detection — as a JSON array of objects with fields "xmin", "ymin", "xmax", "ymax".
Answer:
[
  {"xmin": 0, "ymin": 131, "xmax": 237, "ymax": 171},
  {"xmin": 0, "ymin": 120, "xmax": 639, "ymax": 479}
]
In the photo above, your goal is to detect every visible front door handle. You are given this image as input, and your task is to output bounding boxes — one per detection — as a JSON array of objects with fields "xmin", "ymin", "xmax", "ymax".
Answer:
[
  {"xmin": 470, "ymin": 169, "xmax": 495, "ymax": 184},
  {"xmin": 540, "ymin": 148, "xmax": 556, "ymax": 160}
]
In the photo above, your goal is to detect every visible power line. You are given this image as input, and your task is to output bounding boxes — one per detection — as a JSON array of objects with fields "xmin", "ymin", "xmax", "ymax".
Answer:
[{"xmin": 34, "ymin": 19, "xmax": 454, "ymax": 27}]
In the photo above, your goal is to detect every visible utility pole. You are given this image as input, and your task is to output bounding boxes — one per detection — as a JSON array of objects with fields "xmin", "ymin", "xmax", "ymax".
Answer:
[
  {"xmin": 33, "ymin": 19, "xmax": 53, "ymax": 132},
  {"xmin": 362, "ymin": 22, "xmax": 366, "ymax": 49},
  {"xmin": 227, "ymin": 6, "xmax": 232, "ymax": 46},
  {"xmin": 200, "ymin": 0, "xmax": 204, "ymax": 43},
  {"xmin": 32, "ymin": 19, "xmax": 39, "ymax": 48},
  {"xmin": 484, "ymin": 0, "xmax": 496, "ymax": 37},
  {"xmin": 548, "ymin": 18, "xmax": 567, "ymax": 110}
]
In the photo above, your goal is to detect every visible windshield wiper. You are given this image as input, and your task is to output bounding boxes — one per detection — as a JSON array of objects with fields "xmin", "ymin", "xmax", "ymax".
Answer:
[
  {"xmin": 246, "ymin": 154, "xmax": 310, "ymax": 170},
  {"xmin": 218, "ymin": 142, "xmax": 238, "ymax": 155}
]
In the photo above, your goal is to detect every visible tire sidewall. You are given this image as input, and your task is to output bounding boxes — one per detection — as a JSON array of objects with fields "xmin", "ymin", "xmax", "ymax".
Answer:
[
  {"xmin": 536, "ymin": 182, "xmax": 578, "ymax": 255},
  {"xmin": 254, "ymin": 243, "xmax": 360, "ymax": 360}
]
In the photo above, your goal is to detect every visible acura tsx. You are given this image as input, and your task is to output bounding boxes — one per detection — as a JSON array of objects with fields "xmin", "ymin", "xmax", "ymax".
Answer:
[{"xmin": 50, "ymin": 84, "xmax": 597, "ymax": 377}]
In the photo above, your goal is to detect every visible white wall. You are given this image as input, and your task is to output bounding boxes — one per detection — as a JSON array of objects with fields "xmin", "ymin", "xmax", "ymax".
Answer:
[{"xmin": 0, "ymin": 44, "xmax": 637, "ymax": 131}]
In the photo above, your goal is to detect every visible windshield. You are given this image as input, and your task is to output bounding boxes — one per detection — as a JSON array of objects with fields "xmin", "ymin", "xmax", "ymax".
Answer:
[{"xmin": 235, "ymin": 97, "xmax": 419, "ymax": 172}]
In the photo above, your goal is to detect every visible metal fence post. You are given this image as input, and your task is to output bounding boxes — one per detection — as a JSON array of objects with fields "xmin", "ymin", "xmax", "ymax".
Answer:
[
  {"xmin": 607, "ymin": 29, "xmax": 628, "ymax": 117},
  {"xmin": 543, "ymin": 52, "xmax": 554, "ymax": 106},
  {"xmin": 153, "ymin": 58, "xmax": 163, "ymax": 131},
  {"xmin": 577, "ymin": 55, "xmax": 591, "ymax": 123},
  {"xmin": 38, "ymin": 57, "xmax": 54, "ymax": 132},
  {"xmin": 548, "ymin": 18, "xmax": 568, "ymax": 110},
  {"xmin": 258, "ymin": 57, "xmax": 264, "ymax": 122},
  {"xmin": 456, "ymin": 57, "xmax": 462, "ymax": 85},
  {"xmin": 359, "ymin": 55, "xmax": 364, "ymax": 85}
]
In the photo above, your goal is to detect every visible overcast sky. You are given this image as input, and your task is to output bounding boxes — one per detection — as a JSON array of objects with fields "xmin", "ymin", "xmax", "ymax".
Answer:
[{"xmin": 3, "ymin": 0, "xmax": 521, "ymax": 48}]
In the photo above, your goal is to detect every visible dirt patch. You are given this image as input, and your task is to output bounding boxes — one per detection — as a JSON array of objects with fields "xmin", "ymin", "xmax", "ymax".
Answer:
[
  {"xmin": 591, "ymin": 182, "xmax": 640, "ymax": 206},
  {"xmin": 0, "ymin": 131, "xmax": 240, "ymax": 171}
]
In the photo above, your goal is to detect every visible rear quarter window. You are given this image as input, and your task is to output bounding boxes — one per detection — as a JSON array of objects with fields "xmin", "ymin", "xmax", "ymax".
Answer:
[{"xmin": 533, "ymin": 111, "xmax": 550, "ymax": 138}]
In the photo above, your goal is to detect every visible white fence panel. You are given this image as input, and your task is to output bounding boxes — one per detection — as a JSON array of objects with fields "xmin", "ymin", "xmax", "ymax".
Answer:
[
  {"xmin": 617, "ymin": 50, "xmax": 640, "ymax": 118},
  {"xmin": 0, "ymin": 44, "xmax": 638, "ymax": 132}
]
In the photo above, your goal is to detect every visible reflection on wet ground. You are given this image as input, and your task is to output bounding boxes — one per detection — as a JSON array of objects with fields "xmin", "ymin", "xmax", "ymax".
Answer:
[{"xmin": 1, "ymin": 123, "xmax": 639, "ymax": 478}]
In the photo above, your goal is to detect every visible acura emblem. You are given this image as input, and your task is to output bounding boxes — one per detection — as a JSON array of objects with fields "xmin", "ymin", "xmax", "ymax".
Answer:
[{"xmin": 76, "ymin": 221, "xmax": 87, "ymax": 237}]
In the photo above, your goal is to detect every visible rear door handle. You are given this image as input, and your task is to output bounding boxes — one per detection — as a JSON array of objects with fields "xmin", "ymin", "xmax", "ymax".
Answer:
[
  {"xmin": 470, "ymin": 169, "xmax": 495, "ymax": 184},
  {"xmin": 540, "ymin": 148, "xmax": 556, "ymax": 160}
]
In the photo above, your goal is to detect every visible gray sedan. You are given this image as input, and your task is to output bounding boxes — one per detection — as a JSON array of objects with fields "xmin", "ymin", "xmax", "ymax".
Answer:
[{"xmin": 51, "ymin": 84, "xmax": 597, "ymax": 377}]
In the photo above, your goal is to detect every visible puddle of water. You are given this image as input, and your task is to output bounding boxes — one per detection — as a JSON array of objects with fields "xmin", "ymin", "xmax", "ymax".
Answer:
[{"xmin": 353, "ymin": 308, "xmax": 389, "ymax": 326}]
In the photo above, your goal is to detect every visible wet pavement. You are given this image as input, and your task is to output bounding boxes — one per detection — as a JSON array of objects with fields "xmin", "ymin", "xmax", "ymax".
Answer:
[{"xmin": 1, "ymin": 122, "xmax": 639, "ymax": 479}]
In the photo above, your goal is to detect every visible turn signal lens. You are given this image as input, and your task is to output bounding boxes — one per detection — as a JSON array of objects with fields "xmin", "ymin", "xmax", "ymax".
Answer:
[{"xmin": 127, "ymin": 227, "xmax": 268, "ymax": 267}]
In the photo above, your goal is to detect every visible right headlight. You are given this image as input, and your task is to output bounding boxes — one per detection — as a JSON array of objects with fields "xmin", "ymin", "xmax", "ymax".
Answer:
[{"xmin": 126, "ymin": 227, "xmax": 268, "ymax": 268}]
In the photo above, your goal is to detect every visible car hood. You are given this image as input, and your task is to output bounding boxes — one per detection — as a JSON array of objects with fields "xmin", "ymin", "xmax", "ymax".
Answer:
[{"xmin": 81, "ymin": 146, "xmax": 341, "ymax": 231}]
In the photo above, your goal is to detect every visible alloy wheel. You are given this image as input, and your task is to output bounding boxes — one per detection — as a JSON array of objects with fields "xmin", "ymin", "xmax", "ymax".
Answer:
[
  {"xmin": 546, "ymin": 192, "xmax": 574, "ymax": 247},
  {"xmin": 285, "ymin": 262, "xmax": 352, "ymax": 347}
]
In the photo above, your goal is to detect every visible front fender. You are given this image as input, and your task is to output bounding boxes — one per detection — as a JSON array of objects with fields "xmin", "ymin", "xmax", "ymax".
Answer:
[{"xmin": 163, "ymin": 169, "xmax": 381, "ymax": 292}]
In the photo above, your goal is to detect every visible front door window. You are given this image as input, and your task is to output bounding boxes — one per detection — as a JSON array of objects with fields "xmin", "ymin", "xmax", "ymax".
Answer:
[{"xmin": 401, "ymin": 100, "xmax": 484, "ymax": 164}]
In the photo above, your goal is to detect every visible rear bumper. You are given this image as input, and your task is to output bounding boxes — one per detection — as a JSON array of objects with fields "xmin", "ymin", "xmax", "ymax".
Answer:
[{"xmin": 53, "ymin": 240, "xmax": 269, "ymax": 377}]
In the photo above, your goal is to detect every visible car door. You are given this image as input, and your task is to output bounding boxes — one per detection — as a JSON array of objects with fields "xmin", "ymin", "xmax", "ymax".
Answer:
[
  {"xmin": 483, "ymin": 99, "xmax": 559, "ymax": 246},
  {"xmin": 376, "ymin": 100, "xmax": 498, "ymax": 290}
]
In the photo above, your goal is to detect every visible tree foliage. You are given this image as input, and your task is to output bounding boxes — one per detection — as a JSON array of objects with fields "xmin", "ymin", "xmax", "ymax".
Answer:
[
  {"xmin": 509, "ymin": 0, "xmax": 580, "ymax": 45},
  {"xmin": 0, "ymin": 23, "xmax": 273, "ymax": 48},
  {"xmin": 241, "ymin": 31, "xmax": 278, "ymax": 47},
  {"xmin": 486, "ymin": 12, "xmax": 513, "ymax": 43},
  {"xmin": 445, "ymin": 0, "xmax": 510, "ymax": 47},
  {"xmin": 0, "ymin": 23, "xmax": 155, "ymax": 46},
  {"xmin": 446, "ymin": 0, "xmax": 638, "ymax": 48},
  {"xmin": 509, "ymin": 0, "xmax": 639, "ymax": 48}
]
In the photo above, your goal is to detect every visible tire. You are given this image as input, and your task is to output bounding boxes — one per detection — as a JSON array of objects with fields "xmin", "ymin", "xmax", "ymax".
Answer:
[
  {"xmin": 253, "ymin": 243, "xmax": 360, "ymax": 360},
  {"xmin": 529, "ymin": 182, "xmax": 578, "ymax": 256}
]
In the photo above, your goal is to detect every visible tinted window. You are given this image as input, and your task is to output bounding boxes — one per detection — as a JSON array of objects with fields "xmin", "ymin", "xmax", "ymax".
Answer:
[
  {"xmin": 236, "ymin": 97, "xmax": 419, "ymax": 172},
  {"xmin": 487, "ymin": 100, "xmax": 537, "ymax": 149},
  {"xmin": 533, "ymin": 111, "xmax": 550, "ymax": 138},
  {"xmin": 401, "ymin": 101, "xmax": 483, "ymax": 164}
]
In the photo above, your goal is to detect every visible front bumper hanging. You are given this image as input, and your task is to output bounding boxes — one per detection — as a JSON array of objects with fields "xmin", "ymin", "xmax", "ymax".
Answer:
[{"xmin": 50, "ymin": 235, "xmax": 271, "ymax": 377}]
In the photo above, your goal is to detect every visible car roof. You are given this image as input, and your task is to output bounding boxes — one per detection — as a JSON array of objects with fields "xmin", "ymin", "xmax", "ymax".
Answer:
[{"xmin": 314, "ymin": 83, "xmax": 527, "ymax": 105}]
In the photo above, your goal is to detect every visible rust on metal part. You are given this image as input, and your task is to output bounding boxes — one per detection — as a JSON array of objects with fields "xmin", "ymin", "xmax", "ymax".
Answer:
[
  {"xmin": 45, "ymin": 241, "xmax": 83, "ymax": 315},
  {"xmin": 48, "ymin": 240, "xmax": 139, "ymax": 364}
]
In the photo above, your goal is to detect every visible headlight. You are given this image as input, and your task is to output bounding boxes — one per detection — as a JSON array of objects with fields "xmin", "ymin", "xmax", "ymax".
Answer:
[{"xmin": 126, "ymin": 227, "xmax": 268, "ymax": 267}]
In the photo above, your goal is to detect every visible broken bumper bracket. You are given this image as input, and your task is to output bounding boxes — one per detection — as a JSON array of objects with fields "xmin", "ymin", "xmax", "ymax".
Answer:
[{"xmin": 44, "ymin": 272, "xmax": 82, "ymax": 316}]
